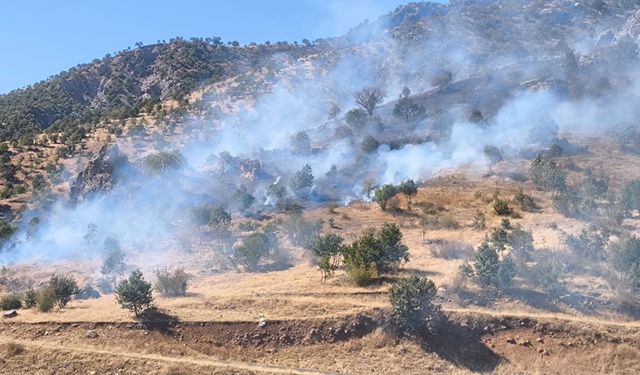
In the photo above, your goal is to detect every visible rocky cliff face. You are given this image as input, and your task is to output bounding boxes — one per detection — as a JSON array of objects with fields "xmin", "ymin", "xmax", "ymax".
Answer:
[{"xmin": 70, "ymin": 144, "xmax": 137, "ymax": 204}]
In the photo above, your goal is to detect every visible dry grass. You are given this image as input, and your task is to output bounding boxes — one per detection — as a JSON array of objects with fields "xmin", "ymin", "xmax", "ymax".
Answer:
[{"xmin": 5, "ymin": 341, "xmax": 24, "ymax": 357}]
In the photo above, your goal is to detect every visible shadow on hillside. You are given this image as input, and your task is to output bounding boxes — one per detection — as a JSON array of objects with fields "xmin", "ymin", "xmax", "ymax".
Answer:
[
  {"xmin": 420, "ymin": 317, "xmax": 502, "ymax": 372},
  {"xmin": 138, "ymin": 307, "xmax": 180, "ymax": 335},
  {"xmin": 507, "ymin": 287, "xmax": 562, "ymax": 313}
]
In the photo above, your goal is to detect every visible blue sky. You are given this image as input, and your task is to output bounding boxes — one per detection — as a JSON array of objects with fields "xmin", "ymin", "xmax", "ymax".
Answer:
[{"xmin": 0, "ymin": 0, "xmax": 436, "ymax": 94}]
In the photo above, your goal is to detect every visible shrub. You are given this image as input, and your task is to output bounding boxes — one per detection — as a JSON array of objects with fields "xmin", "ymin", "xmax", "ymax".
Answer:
[
  {"xmin": 49, "ymin": 274, "xmax": 79, "ymax": 308},
  {"xmin": 290, "ymin": 164, "xmax": 314, "ymax": 197},
  {"xmin": 282, "ymin": 213, "xmax": 322, "ymax": 248},
  {"xmin": 513, "ymin": 189, "xmax": 535, "ymax": 210},
  {"xmin": 552, "ymin": 189, "xmax": 581, "ymax": 218},
  {"xmin": 509, "ymin": 226, "xmax": 535, "ymax": 262},
  {"xmin": 470, "ymin": 242, "xmax": 516, "ymax": 291},
  {"xmin": 389, "ymin": 276, "xmax": 441, "ymax": 334},
  {"xmin": 234, "ymin": 227, "xmax": 278, "ymax": 272},
  {"xmin": 342, "ymin": 224, "xmax": 409, "ymax": 285},
  {"xmin": 36, "ymin": 287, "xmax": 56, "ymax": 312},
  {"xmin": 398, "ymin": 180, "xmax": 418, "ymax": 210},
  {"xmin": 361, "ymin": 135, "xmax": 380, "ymax": 153},
  {"xmin": 23, "ymin": 288, "xmax": 37, "ymax": 308},
  {"xmin": 622, "ymin": 180, "xmax": 640, "ymax": 214},
  {"xmin": 5, "ymin": 342, "xmax": 24, "ymax": 357},
  {"xmin": 565, "ymin": 227, "xmax": 608, "ymax": 261},
  {"xmin": 345, "ymin": 108, "xmax": 369, "ymax": 128},
  {"xmin": 374, "ymin": 185, "xmax": 398, "ymax": 211},
  {"xmin": 471, "ymin": 210, "xmax": 486, "ymax": 230},
  {"xmin": 116, "ymin": 270, "xmax": 153, "ymax": 317},
  {"xmin": 154, "ymin": 268, "xmax": 190, "ymax": 297},
  {"xmin": 143, "ymin": 151, "xmax": 183, "ymax": 174},
  {"xmin": 393, "ymin": 87, "xmax": 426, "ymax": 123},
  {"xmin": 0, "ymin": 293, "xmax": 22, "ymax": 310},
  {"xmin": 309, "ymin": 234, "xmax": 344, "ymax": 280},
  {"xmin": 530, "ymin": 155, "xmax": 566, "ymax": 192},
  {"xmin": 526, "ymin": 253, "xmax": 565, "ymax": 296},
  {"xmin": 493, "ymin": 198, "xmax": 512, "ymax": 216},
  {"xmin": 101, "ymin": 239, "xmax": 127, "ymax": 290}
]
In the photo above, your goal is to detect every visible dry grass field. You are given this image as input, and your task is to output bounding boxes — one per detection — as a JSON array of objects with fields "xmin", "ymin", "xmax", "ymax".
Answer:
[{"xmin": 3, "ymin": 134, "xmax": 640, "ymax": 374}]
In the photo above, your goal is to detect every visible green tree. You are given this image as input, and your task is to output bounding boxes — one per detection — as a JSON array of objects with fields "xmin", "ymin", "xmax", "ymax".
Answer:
[
  {"xmin": 233, "ymin": 186, "xmax": 256, "ymax": 213},
  {"xmin": 393, "ymin": 87, "xmax": 426, "ymax": 122},
  {"xmin": 309, "ymin": 233, "xmax": 344, "ymax": 280},
  {"xmin": 374, "ymin": 184, "xmax": 398, "ymax": 211},
  {"xmin": 143, "ymin": 150, "xmax": 184, "ymax": 174},
  {"xmin": 49, "ymin": 274, "xmax": 79, "ymax": 308},
  {"xmin": 290, "ymin": 131, "xmax": 311, "ymax": 155},
  {"xmin": 234, "ymin": 227, "xmax": 278, "ymax": 272},
  {"xmin": 389, "ymin": 276, "xmax": 441, "ymax": 334},
  {"xmin": 530, "ymin": 155, "xmax": 567, "ymax": 192},
  {"xmin": 116, "ymin": 270, "xmax": 153, "ymax": 317},
  {"xmin": 345, "ymin": 108, "xmax": 368, "ymax": 128},
  {"xmin": 101, "ymin": 238, "xmax": 127, "ymax": 289},
  {"xmin": 291, "ymin": 164, "xmax": 314, "ymax": 197},
  {"xmin": 361, "ymin": 135, "xmax": 380, "ymax": 154},
  {"xmin": 354, "ymin": 87, "xmax": 385, "ymax": 116},
  {"xmin": 398, "ymin": 180, "xmax": 418, "ymax": 210}
]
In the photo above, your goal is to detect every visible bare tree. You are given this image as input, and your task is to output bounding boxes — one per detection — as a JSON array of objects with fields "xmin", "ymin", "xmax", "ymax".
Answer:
[{"xmin": 354, "ymin": 87, "xmax": 385, "ymax": 116}]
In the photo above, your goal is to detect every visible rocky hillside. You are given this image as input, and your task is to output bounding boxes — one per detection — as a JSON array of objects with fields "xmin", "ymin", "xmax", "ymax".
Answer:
[{"xmin": 0, "ymin": 39, "xmax": 317, "ymax": 142}]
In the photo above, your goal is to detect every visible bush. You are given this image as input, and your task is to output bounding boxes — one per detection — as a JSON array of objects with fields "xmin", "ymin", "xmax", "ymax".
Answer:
[
  {"xmin": 471, "ymin": 210, "xmax": 486, "ymax": 230},
  {"xmin": 530, "ymin": 155, "xmax": 566, "ymax": 192},
  {"xmin": 469, "ymin": 241, "xmax": 515, "ymax": 291},
  {"xmin": 116, "ymin": 270, "xmax": 153, "ymax": 317},
  {"xmin": 565, "ymin": 227, "xmax": 608, "ymax": 261},
  {"xmin": 49, "ymin": 274, "xmax": 79, "ymax": 308},
  {"xmin": 513, "ymin": 189, "xmax": 535, "ymax": 210},
  {"xmin": 101, "ymin": 239, "xmax": 127, "ymax": 290},
  {"xmin": 393, "ymin": 87, "xmax": 426, "ymax": 123},
  {"xmin": 290, "ymin": 164, "xmax": 314, "ymax": 197},
  {"xmin": 154, "ymin": 268, "xmax": 190, "ymax": 297},
  {"xmin": 361, "ymin": 135, "xmax": 380, "ymax": 153},
  {"xmin": 493, "ymin": 198, "xmax": 512, "ymax": 216},
  {"xmin": 345, "ymin": 108, "xmax": 369, "ymax": 128},
  {"xmin": 552, "ymin": 188, "xmax": 582, "ymax": 218},
  {"xmin": 374, "ymin": 185, "xmax": 398, "ymax": 211},
  {"xmin": 342, "ymin": 224, "xmax": 409, "ymax": 284},
  {"xmin": 282, "ymin": 213, "xmax": 322, "ymax": 248},
  {"xmin": 389, "ymin": 276, "xmax": 441, "ymax": 334},
  {"xmin": 23, "ymin": 288, "xmax": 37, "ymax": 308},
  {"xmin": 526, "ymin": 253, "xmax": 565, "ymax": 296},
  {"xmin": 0, "ymin": 293, "xmax": 22, "ymax": 310},
  {"xmin": 234, "ymin": 227, "xmax": 278, "ymax": 272},
  {"xmin": 36, "ymin": 287, "xmax": 56, "ymax": 312},
  {"xmin": 143, "ymin": 151, "xmax": 184, "ymax": 174},
  {"xmin": 309, "ymin": 233, "xmax": 344, "ymax": 280},
  {"xmin": 5, "ymin": 342, "xmax": 24, "ymax": 357}
]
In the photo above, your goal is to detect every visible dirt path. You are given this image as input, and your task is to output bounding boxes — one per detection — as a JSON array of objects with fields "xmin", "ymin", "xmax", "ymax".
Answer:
[{"xmin": 0, "ymin": 336, "xmax": 344, "ymax": 375}]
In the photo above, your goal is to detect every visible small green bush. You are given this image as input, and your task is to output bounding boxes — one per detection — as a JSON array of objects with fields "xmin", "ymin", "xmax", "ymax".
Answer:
[
  {"xmin": 389, "ymin": 276, "xmax": 441, "ymax": 334},
  {"xmin": 493, "ymin": 198, "xmax": 512, "ymax": 216},
  {"xmin": 36, "ymin": 287, "xmax": 56, "ymax": 312},
  {"xmin": 0, "ymin": 293, "xmax": 22, "ymax": 310},
  {"xmin": 23, "ymin": 288, "xmax": 37, "ymax": 308},
  {"xmin": 513, "ymin": 189, "xmax": 535, "ymax": 210},
  {"xmin": 49, "ymin": 274, "xmax": 79, "ymax": 308},
  {"xmin": 154, "ymin": 268, "xmax": 190, "ymax": 297}
]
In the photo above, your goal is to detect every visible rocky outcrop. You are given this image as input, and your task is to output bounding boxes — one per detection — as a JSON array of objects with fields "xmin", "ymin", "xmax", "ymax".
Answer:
[{"xmin": 70, "ymin": 144, "xmax": 138, "ymax": 204}]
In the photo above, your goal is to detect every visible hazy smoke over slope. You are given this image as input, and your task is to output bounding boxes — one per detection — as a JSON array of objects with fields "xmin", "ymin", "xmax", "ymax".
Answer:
[{"xmin": 3, "ymin": 0, "xmax": 640, "ymax": 266}]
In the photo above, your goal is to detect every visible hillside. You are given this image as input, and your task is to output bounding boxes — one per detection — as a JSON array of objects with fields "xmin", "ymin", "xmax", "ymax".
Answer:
[{"xmin": 3, "ymin": 1, "xmax": 640, "ymax": 374}]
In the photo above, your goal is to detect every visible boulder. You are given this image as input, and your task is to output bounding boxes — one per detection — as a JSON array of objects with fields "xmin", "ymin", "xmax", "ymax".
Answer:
[
  {"xmin": 2, "ymin": 310, "xmax": 18, "ymax": 319},
  {"xmin": 70, "ymin": 144, "xmax": 138, "ymax": 204}
]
